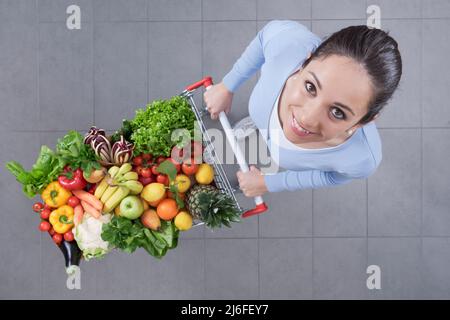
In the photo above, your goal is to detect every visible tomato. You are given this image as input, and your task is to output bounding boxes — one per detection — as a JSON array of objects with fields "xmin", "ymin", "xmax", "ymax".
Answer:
[
  {"xmin": 39, "ymin": 221, "xmax": 51, "ymax": 232},
  {"xmin": 141, "ymin": 167, "xmax": 152, "ymax": 178},
  {"xmin": 182, "ymin": 161, "xmax": 199, "ymax": 175},
  {"xmin": 156, "ymin": 156, "xmax": 166, "ymax": 164},
  {"xmin": 156, "ymin": 198, "xmax": 179, "ymax": 220},
  {"xmin": 40, "ymin": 208, "xmax": 51, "ymax": 220},
  {"xmin": 52, "ymin": 233, "xmax": 63, "ymax": 245},
  {"xmin": 44, "ymin": 203, "xmax": 52, "ymax": 211},
  {"xmin": 64, "ymin": 231, "xmax": 74, "ymax": 242},
  {"xmin": 168, "ymin": 158, "xmax": 181, "ymax": 173},
  {"xmin": 133, "ymin": 155, "xmax": 143, "ymax": 166},
  {"xmin": 142, "ymin": 153, "xmax": 152, "ymax": 161},
  {"xmin": 48, "ymin": 227, "xmax": 55, "ymax": 236},
  {"xmin": 156, "ymin": 174, "xmax": 169, "ymax": 186},
  {"xmin": 151, "ymin": 165, "xmax": 159, "ymax": 175},
  {"xmin": 87, "ymin": 183, "xmax": 97, "ymax": 194},
  {"xmin": 138, "ymin": 175, "xmax": 154, "ymax": 186},
  {"xmin": 33, "ymin": 202, "xmax": 44, "ymax": 213},
  {"xmin": 171, "ymin": 145, "xmax": 185, "ymax": 163},
  {"xmin": 135, "ymin": 165, "xmax": 144, "ymax": 176},
  {"xmin": 67, "ymin": 196, "xmax": 80, "ymax": 208}
]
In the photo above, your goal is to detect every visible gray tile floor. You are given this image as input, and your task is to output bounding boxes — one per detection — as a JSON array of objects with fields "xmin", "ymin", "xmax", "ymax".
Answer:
[{"xmin": 1, "ymin": 0, "xmax": 450, "ymax": 299}]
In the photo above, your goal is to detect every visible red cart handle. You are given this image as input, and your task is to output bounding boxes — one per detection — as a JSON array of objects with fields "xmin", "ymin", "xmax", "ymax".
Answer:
[{"xmin": 186, "ymin": 76, "xmax": 269, "ymax": 219}]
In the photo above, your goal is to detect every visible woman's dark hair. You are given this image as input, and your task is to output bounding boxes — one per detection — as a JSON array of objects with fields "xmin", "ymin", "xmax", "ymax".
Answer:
[{"xmin": 302, "ymin": 25, "xmax": 402, "ymax": 125}]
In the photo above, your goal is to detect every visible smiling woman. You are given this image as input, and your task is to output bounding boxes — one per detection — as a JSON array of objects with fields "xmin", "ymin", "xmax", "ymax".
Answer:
[{"xmin": 203, "ymin": 20, "xmax": 402, "ymax": 195}]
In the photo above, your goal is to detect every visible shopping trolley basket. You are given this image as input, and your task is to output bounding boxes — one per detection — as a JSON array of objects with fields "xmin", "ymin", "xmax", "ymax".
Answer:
[{"xmin": 180, "ymin": 76, "xmax": 268, "ymax": 220}]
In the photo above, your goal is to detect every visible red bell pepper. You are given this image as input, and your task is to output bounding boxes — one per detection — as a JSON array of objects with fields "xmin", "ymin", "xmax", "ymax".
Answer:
[{"xmin": 58, "ymin": 167, "xmax": 87, "ymax": 191}]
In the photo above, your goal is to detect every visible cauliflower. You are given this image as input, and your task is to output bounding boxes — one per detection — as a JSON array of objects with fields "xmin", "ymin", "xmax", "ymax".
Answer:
[{"xmin": 74, "ymin": 213, "xmax": 112, "ymax": 260}]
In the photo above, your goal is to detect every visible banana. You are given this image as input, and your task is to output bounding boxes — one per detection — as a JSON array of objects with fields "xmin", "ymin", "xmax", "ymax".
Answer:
[
  {"xmin": 119, "ymin": 171, "xmax": 138, "ymax": 182},
  {"xmin": 120, "ymin": 180, "xmax": 143, "ymax": 195},
  {"xmin": 94, "ymin": 177, "xmax": 109, "ymax": 199},
  {"xmin": 108, "ymin": 166, "xmax": 120, "ymax": 179},
  {"xmin": 117, "ymin": 163, "xmax": 132, "ymax": 176},
  {"xmin": 103, "ymin": 186, "xmax": 130, "ymax": 213},
  {"xmin": 100, "ymin": 185, "xmax": 119, "ymax": 204}
]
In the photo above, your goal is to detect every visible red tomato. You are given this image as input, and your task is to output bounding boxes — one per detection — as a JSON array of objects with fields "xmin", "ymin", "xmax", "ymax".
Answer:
[
  {"xmin": 151, "ymin": 165, "xmax": 159, "ymax": 175},
  {"xmin": 182, "ymin": 162, "xmax": 199, "ymax": 175},
  {"xmin": 39, "ymin": 221, "xmax": 51, "ymax": 232},
  {"xmin": 156, "ymin": 156, "xmax": 166, "ymax": 164},
  {"xmin": 138, "ymin": 175, "xmax": 154, "ymax": 186},
  {"xmin": 156, "ymin": 174, "xmax": 169, "ymax": 186},
  {"xmin": 142, "ymin": 153, "xmax": 152, "ymax": 161},
  {"xmin": 141, "ymin": 167, "xmax": 152, "ymax": 178},
  {"xmin": 33, "ymin": 202, "xmax": 44, "ymax": 213},
  {"xmin": 67, "ymin": 196, "xmax": 80, "ymax": 208},
  {"xmin": 135, "ymin": 165, "xmax": 144, "ymax": 176},
  {"xmin": 52, "ymin": 233, "xmax": 63, "ymax": 245},
  {"xmin": 171, "ymin": 145, "xmax": 185, "ymax": 163},
  {"xmin": 64, "ymin": 231, "xmax": 75, "ymax": 242},
  {"xmin": 44, "ymin": 204, "xmax": 52, "ymax": 211},
  {"xmin": 168, "ymin": 158, "xmax": 181, "ymax": 173},
  {"xmin": 48, "ymin": 227, "xmax": 55, "ymax": 236},
  {"xmin": 40, "ymin": 208, "xmax": 51, "ymax": 220},
  {"xmin": 133, "ymin": 155, "xmax": 143, "ymax": 166}
]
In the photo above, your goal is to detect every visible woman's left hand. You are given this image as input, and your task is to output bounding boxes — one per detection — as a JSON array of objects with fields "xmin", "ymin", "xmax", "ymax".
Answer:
[{"xmin": 236, "ymin": 166, "xmax": 268, "ymax": 197}]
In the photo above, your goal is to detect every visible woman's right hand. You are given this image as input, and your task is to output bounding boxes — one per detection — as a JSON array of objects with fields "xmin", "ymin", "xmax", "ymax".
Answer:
[{"xmin": 203, "ymin": 82, "xmax": 233, "ymax": 120}]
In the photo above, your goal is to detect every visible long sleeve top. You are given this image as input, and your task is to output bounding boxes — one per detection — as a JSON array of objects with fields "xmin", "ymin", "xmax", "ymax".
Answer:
[{"xmin": 222, "ymin": 20, "xmax": 382, "ymax": 192}]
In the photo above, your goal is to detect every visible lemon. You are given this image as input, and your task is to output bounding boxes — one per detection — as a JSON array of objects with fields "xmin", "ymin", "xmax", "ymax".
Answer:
[
  {"xmin": 173, "ymin": 174, "xmax": 191, "ymax": 193},
  {"xmin": 141, "ymin": 183, "xmax": 166, "ymax": 203},
  {"xmin": 195, "ymin": 163, "xmax": 214, "ymax": 185},
  {"xmin": 174, "ymin": 211, "xmax": 193, "ymax": 231}
]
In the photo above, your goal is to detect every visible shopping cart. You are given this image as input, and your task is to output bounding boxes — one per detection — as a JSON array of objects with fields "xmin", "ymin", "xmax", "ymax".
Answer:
[{"xmin": 181, "ymin": 76, "xmax": 268, "ymax": 220}]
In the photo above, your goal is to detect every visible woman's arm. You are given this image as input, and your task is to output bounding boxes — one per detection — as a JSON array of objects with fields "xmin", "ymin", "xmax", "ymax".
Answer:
[
  {"xmin": 263, "ymin": 169, "xmax": 358, "ymax": 192},
  {"xmin": 222, "ymin": 20, "xmax": 299, "ymax": 93}
]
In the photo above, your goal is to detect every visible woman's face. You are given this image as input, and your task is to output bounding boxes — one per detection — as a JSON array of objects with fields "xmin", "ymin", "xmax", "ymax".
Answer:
[{"xmin": 280, "ymin": 54, "xmax": 376, "ymax": 145}]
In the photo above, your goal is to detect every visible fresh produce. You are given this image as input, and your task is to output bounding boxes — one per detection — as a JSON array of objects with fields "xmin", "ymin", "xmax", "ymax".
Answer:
[
  {"xmin": 174, "ymin": 211, "xmax": 193, "ymax": 231},
  {"xmin": 156, "ymin": 198, "xmax": 179, "ymax": 221},
  {"xmin": 33, "ymin": 202, "xmax": 44, "ymax": 213},
  {"xmin": 140, "ymin": 209, "xmax": 161, "ymax": 231},
  {"xmin": 103, "ymin": 187, "xmax": 130, "ymax": 213},
  {"xmin": 141, "ymin": 183, "xmax": 166, "ymax": 203},
  {"xmin": 6, "ymin": 146, "xmax": 65, "ymax": 198},
  {"xmin": 72, "ymin": 189, "xmax": 103, "ymax": 212},
  {"xmin": 186, "ymin": 184, "xmax": 241, "ymax": 228},
  {"xmin": 55, "ymin": 130, "xmax": 101, "ymax": 176},
  {"xmin": 119, "ymin": 195, "xmax": 144, "ymax": 220},
  {"xmin": 110, "ymin": 119, "xmax": 133, "ymax": 144},
  {"xmin": 67, "ymin": 196, "xmax": 80, "ymax": 208},
  {"xmin": 195, "ymin": 163, "xmax": 214, "ymax": 185},
  {"xmin": 181, "ymin": 160, "xmax": 199, "ymax": 176},
  {"xmin": 49, "ymin": 205, "xmax": 74, "ymax": 234},
  {"xmin": 172, "ymin": 174, "xmax": 191, "ymax": 193},
  {"xmin": 83, "ymin": 167, "xmax": 107, "ymax": 183},
  {"xmin": 129, "ymin": 96, "xmax": 196, "ymax": 157},
  {"xmin": 85, "ymin": 126, "xmax": 133, "ymax": 166},
  {"xmin": 74, "ymin": 213, "xmax": 112, "ymax": 260},
  {"xmin": 40, "ymin": 208, "xmax": 51, "ymax": 220},
  {"xmin": 73, "ymin": 205, "xmax": 84, "ymax": 226},
  {"xmin": 41, "ymin": 181, "xmax": 72, "ymax": 208},
  {"xmin": 57, "ymin": 167, "xmax": 87, "ymax": 191},
  {"xmin": 52, "ymin": 233, "xmax": 63, "ymax": 245},
  {"xmin": 64, "ymin": 231, "xmax": 75, "ymax": 242},
  {"xmin": 80, "ymin": 200, "xmax": 101, "ymax": 219},
  {"xmin": 101, "ymin": 216, "xmax": 178, "ymax": 258},
  {"xmin": 39, "ymin": 221, "xmax": 51, "ymax": 232}
]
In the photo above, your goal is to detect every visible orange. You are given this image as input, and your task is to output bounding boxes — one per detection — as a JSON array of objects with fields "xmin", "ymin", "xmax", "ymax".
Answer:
[{"xmin": 156, "ymin": 198, "xmax": 179, "ymax": 221}]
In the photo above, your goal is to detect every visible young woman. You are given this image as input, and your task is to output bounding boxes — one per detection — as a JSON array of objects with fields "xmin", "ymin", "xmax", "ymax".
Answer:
[{"xmin": 204, "ymin": 20, "xmax": 402, "ymax": 197}]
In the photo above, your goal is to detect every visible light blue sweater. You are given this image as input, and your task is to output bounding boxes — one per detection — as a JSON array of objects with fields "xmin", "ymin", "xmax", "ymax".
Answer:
[{"xmin": 222, "ymin": 20, "xmax": 382, "ymax": 192}]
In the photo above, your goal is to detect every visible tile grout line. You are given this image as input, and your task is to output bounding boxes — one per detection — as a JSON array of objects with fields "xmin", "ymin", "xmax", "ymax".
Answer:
[
  {"xmin": 420, "ymin": 0, "xmax": 424, "ymax": 291},
  {"xmin": 36, "ymin": 0, "xmax": 42, "ymax": 297}
]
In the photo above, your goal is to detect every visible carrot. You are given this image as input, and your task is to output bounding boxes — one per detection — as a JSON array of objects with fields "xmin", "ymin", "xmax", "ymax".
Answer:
[
  {"xmin": 72, "ymin": 189, "xmax": 103, "ymax": 212},
  {"xmin": 74, "ymin": 205, "xmax": 84, "ymax": 226},
  {"xmin": 81, "ymin": 200, "xmax": 101, "ymax": 219}
]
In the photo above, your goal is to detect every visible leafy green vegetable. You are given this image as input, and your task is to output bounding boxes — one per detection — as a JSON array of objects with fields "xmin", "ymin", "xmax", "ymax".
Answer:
[
  {"xmin": 55, "ymin": 130, "xmax": 101, "ymax": 175},
  {"xmin": 130, "ymin": 96, "xmax": 196, "ymax": 157},
  {"xmin": 5, "ymin": 146, "xmax": 65, "ymax": 198},
  {"xmin": 101, "ymin": 216, "xmax": 179, "ymax": 259},
  {"xmin": 110, "ymin": 119, "xmax": 133, "ymax": 144}
]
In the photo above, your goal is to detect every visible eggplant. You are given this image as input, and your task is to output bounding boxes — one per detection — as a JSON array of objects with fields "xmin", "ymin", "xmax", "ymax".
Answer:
[{"xmin": 57, "ymin": 239, "xmax": 83, "ymax": 271}]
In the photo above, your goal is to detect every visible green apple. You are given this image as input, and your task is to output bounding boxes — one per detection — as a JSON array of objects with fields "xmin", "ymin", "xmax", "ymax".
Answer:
[{"xmin": 119, "ymin": 195, "xmax": 144, "ymax": 220}]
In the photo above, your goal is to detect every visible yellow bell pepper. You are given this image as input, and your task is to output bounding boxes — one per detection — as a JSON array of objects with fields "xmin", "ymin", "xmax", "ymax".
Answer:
[
  {"xmin": 49, "ymin": 205, "xmax": 74, "ymax": 234},
  {"xmin": 41, "ymin": 181, "xmax": 72, "ymax": 208}
]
